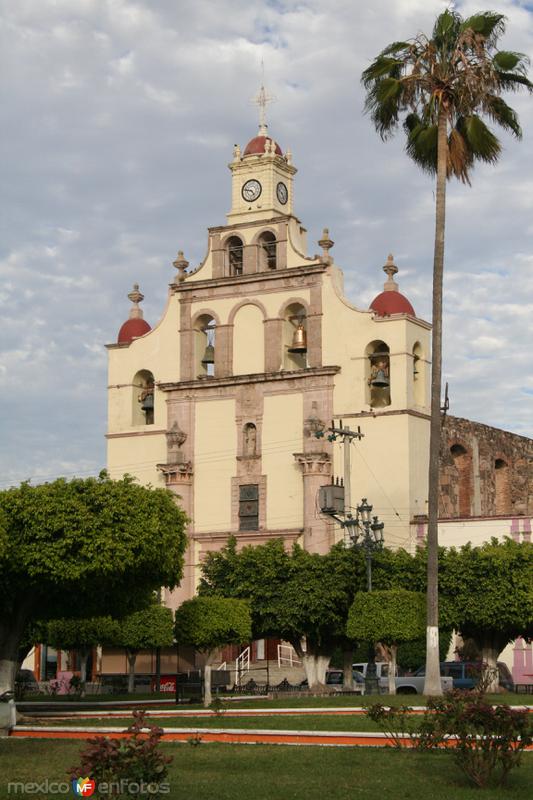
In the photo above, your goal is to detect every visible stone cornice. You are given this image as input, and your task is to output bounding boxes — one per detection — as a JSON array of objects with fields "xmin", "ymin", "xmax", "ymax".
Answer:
[
  {"xmin": 340, "ymin": 408, "xmax": 431, "ymax": 421},
  {"xmin": 173, "ymin": 263, "xmax": 327, "ymax": 296},
  {"xmin": 158, "ymin": 365, "xmax": 340, "ymax": 393}
]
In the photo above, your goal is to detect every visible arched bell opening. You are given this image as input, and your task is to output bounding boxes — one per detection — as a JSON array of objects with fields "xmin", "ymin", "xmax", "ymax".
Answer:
[
  {"xmin": 413, "ymin": 341, "xmax": 424, "ymax": 406},
  {"xmin": 282, "ymin": 302, "xmax": 307, "ymax": 370},
  {"xmin": 494, "ymin": 458, "xmax": 511, "ymax": 515},
  {"xmin": 258, "ymin": 231, "xmax": 277, "ymax": 271},
  {"xmin": 366, "ymin": 340, "xmax": 391, "ymax": 408},
  {"xmin": 450, "ymin": 443, "xmax": 472, "ymax": 517},
  {"xmin": 132, "ymin": 369, "xmax": 155, "ymax": 426},
  {"xmin": 194, "ymin": 314, "xmax": 216, "ymax": 377},
  {"xmin": 226, "ymin": 235, "xmax": 244, "ymax": 276}
]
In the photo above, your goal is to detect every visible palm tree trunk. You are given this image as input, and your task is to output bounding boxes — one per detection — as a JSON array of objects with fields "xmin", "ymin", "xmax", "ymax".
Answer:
[{"xmin": 423, "ymin": 107, "xmax": 448, "ymax": 696}]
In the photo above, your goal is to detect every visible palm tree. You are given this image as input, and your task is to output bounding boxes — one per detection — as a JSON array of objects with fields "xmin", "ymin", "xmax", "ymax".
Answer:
[{"xmin": 361, "ymin": 9, "xmax": 531, "ymax": 694}]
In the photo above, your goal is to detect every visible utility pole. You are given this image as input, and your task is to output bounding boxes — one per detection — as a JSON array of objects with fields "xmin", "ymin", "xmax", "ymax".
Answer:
[{"xmin": 320, "ymin": 420, "xmax": 364, "ymax": 522}]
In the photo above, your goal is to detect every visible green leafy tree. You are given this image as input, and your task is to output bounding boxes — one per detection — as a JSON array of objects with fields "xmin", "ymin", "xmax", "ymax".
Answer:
[
  {"xmin": 347, "ymin": 590, "xmax": 426, "ymax": 693},
  {"xmin": 45, "ymin": 616, "xmax": 119, "ymax": 685},
  {"xmin": 440, "ymin": 539, "xmax": 533, "ymax": 690},
  {"xmin": 116, "ymin": 602, "xmax": 175, "ymax": 693},
  {"xmin": 362, "ymin": 9, "xmax": 531, "ymax": 694},
  {"xmin": 200, "ymin": 537, "xmax": 423, "ymax": 689},
  {"xmin": 174, "ymin": 596, "xmax": 251, "ymax": 706},
  {"xmin": 0, "ymin": 474, "xmax": 188, "ymax": 694}
]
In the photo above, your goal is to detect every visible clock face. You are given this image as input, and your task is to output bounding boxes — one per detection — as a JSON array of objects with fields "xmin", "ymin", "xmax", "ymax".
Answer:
[
  {"xmin": 276, "ymin": 182, "xmax": 288, "ymax": 205},
  {"xmin": 242, "ymin": 179, "xmax": 262, "ymax": 202}
]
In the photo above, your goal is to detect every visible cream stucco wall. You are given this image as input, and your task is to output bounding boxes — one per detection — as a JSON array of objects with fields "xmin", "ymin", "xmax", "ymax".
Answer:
[
  {"xmin": 262, "ymin": 393, "xmax": 303, "ymax": 531},
  {"xmin": 107, "ymin": 432, "xmax": 167, "ymax": 488},
  {"xmin": 194, "ymin": 398, "xmax": 236, "ymax": 533}
]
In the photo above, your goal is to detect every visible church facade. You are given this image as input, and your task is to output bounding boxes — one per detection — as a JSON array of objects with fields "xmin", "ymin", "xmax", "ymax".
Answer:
[{"xmin": 106, "ymin": 121, "xmax": 433, "ymax": 613}]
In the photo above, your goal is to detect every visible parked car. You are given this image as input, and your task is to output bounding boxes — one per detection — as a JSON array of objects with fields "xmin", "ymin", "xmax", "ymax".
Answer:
[
  {"xmin": 414, "ymin": 661, "xmax": 514, "ymax": 692},
  {"xmin": 353, "ymin": 662, "xmax": 395, "ymax": 680}
]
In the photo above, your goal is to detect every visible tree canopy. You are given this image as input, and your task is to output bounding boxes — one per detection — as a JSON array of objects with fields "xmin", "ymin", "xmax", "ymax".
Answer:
[
  {"xmin": 0, "ymin": 474, "xmax": 188, "ymax": 692},
  {"xmin": 440, "ymin": 538, "xmax": 533, "ymax": 687},
  {"xmin": 199, "ymin": 536, "xmax": 419, "ymax": 688}
]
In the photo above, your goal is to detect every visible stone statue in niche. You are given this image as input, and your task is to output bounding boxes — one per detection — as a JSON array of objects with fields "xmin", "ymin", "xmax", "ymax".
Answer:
[
  {"xmin": 166, "ymin": 421, "xmax": 188, "ymax": 464},
  {"xmin": 244, "ymin": 423, "xmax": 257, "ymax": 457}
]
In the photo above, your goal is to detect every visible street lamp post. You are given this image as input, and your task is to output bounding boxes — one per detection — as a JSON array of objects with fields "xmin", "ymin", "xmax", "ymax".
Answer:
[{"xmin": 345, "ymin": 498, "xmax": 384, "ymax": 694}]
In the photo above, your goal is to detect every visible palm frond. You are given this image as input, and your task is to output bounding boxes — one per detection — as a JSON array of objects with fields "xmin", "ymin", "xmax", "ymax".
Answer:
[
  {"xmin": 460, "ymin": 115, "xmax": 501, "ymax": 164},
  {"xmin": 361, "ymin": 57, "xmax": 403, "ymax": 87},
  {"xmin": 448, "ymin": 127, "xmax": 472, "ymax": 184},
  {"xmin": 493, "ymin": 50, "xmax": 528, "ymax": 74},
  {"xmin": 495, "ymin": 71, "xmax": 533, "ymax": 92},
  {"xmin": 381, "ymin": 41, "xmax": 411, "ymax": 57},
  {"xmin": 404, "ymin": 117, "xmax": 438, "ymax": 175},
  {"xmin": 432, "ymin": 9, "xmax": 461, "ymax": 48},
  {"xmin": 483, "ymin": 95, "xmax": 522, "ymax": 138},
  {"xmin": 461, "ymin": 12, "xmax": 506, "ymax": 42}
]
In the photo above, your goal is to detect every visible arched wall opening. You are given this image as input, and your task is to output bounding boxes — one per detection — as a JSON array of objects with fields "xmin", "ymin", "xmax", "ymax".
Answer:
[
  {"xmin": 413, "ymin": 341, "xmax": 425, "ymax": 406},
  {"xmin": 494, "ymin": 458, "xmax": 511, "ymax": 515},
  {"xmin": 365, "ymin": 340, "xmax": 391, "ymax": 407},
  {"xmin": 132, "ymin": 370, "xmax": 155, "ymax": 426},
  {"xmin": 193, "ymin": 314, "xmax": 216, "ymax": 377},
  {"xmin": 258, "ymin": 231, "xmax": 277, "ymax": 270},
  {"xmin": 450, "ymin": 443, "xmax": 472, "ymax": 517},
  {"xmin": 226, "ymin": 236, "xmax": 243, "ymax": 276},
  {"xmin": 282, "ymin": 302, "xmax": 307, "ymax": 370}
]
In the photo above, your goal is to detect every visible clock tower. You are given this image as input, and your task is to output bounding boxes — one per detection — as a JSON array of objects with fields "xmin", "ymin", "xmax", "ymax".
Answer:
[{"xmin": 227, "ymin": 85, "xmax": 296, "ymax": 223}]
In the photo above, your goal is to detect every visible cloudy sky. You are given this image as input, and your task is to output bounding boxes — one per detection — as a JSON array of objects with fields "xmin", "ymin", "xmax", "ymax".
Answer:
[{"xmin": 1, "ymin": 0, "xmax": 532, "ymax": 488}]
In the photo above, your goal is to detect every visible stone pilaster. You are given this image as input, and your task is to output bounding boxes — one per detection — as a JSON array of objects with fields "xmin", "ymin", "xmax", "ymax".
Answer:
[
  {"xmin": 179, "ymin": 299, "xmax": 194, "ymax": 380},
  {"xmin": 264, "ymin": 317, "xmax": 283, "ymax": 372},
  {"xmin": 294, "ymin": 451, "xmax": 333, "ymax": 554},
  {"xmin": 214, "ymin": 324, "xmax": 233, "ymax": 377}
]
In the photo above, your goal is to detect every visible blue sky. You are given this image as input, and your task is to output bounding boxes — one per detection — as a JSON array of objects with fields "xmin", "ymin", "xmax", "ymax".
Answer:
[{"xmin": 1, "ymin": 0, "xmax": 532, "ymax": 487}]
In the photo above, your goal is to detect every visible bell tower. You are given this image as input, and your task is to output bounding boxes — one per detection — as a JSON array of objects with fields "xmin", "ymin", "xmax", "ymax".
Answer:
[{"xmin": 227, "ymin": 83, "xmax": 296, "ymax": 223}]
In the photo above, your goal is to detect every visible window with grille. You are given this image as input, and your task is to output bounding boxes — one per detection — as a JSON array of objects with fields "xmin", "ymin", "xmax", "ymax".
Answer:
[{"xmin": 239, "ymin": 484, "xmax": 259, "ymax": 531}]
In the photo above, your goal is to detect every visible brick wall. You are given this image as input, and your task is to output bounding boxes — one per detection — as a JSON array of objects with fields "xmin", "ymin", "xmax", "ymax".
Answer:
[{"xmin": 439, "ymin": 415, "xmax": 533, "ymax": 519}]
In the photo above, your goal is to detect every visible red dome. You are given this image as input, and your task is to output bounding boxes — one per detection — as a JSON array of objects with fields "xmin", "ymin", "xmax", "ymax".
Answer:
[
  {"xmin": 243, "ymin": 135, "xmax": 282, "ymax": 156},
  {"xmin": 370, "ymin": 291, "xmax": 415, "ymax": 317},
  {"xmin": 117, "ymin": 317, "xmax": 151, "ymax": 344}
]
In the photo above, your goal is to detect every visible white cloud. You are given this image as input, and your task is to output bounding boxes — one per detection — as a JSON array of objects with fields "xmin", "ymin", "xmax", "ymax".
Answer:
[{"xmin": 1, "ymin": 0, "xmax": 532, "ymax": 484}]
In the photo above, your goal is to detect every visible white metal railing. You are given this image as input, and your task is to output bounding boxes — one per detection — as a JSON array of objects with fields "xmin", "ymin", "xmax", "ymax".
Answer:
[
  {"xmin": 217, "ymin": 662, "xmax": 227, "ymax": 671},
  {"xmin": 235, "ymin": 647, "xmax": 250, "ymax": 685},
  {"xmin": 277, "ymin": 643, "xmax": 302, "ymax": 668}
]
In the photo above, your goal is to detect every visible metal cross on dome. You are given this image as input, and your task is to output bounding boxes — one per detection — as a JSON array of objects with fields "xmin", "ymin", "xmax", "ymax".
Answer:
[{"xmin": 251, "ymin": 61, "xmax": 276, "ymax": 135}]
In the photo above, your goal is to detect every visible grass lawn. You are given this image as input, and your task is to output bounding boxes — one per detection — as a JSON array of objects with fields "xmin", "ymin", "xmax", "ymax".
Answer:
[
  {"xmin": 21, "ymin": 714, "xmax": 388, "ymax": 732},
  {"xmin": 0, "ymin": 739, "xmax": 531, "ymax": 799},
  {"xmin": 18, "ymin": 691, "xmax": 532, "ymax": 708}
]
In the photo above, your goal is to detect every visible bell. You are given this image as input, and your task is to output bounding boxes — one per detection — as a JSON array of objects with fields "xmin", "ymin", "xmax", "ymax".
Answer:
[
  {"xmin": 288, "ymin": 324, "xmax": 307, "ymax": 353},
  {"xmin": 371, "ymin": 369, "xmax": 390, "ymax": 388},
  {"xmin": 201, "ymin": 344, "xmax": 215, "ymax": 365},
  {"xmin": 141, "ymin": 392, "xmax": 154, "ymax": 411}
]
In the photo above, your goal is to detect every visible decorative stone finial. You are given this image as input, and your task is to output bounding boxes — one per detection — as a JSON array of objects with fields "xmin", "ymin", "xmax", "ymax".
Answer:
[
  {"xmin": 318, "ymin": 228, "xmax": 334, "ymax": 263},
  {"xmin": 172, "ymin": 250, "xmax": 189, "ymax": 283},
  {"xmin": 127, "ymin": 284, "xmax": 144, "ymax": 319},
  {"xmin": 233, "ymin": 143, "xmax": 241, "ymax": 161},
  {"xmin": 383, "ymin": 254, "xmax": 399, "ymax": 292},
  {"xmin": 285, "ymin": 147, "xmax": 292, "ymax": 165}
]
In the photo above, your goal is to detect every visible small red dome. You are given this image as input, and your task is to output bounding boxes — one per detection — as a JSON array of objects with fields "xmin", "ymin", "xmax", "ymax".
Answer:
[
  {"xmin": 243, "ymin": 135, "xmax": 282, "ymax": 156},
  {"xmin": 370, "ymin": 291, "xmax": 415, "ymax": 317},
  {"xmin": 117, "ymin": 317, "xmax": 151, "ymax": 344}
]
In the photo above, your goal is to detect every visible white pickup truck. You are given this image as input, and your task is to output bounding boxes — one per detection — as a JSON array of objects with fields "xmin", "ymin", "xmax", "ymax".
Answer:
[{"xmin": 353, "ymin": 662, "xmax": 454, "ymax": 694}]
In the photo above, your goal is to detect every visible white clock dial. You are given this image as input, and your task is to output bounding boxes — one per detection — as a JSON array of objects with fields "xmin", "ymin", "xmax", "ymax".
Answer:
[
  {"xmin": 242, "ymin": 179, "xmax": 262, "ymax": 202},
  {"xmin": 276, "ymin": 182, "xmax": 288, "ymax": 205}
]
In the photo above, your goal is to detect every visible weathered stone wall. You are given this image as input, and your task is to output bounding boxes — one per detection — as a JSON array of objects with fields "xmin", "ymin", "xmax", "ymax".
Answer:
[{"xmin": 439, "ymin": 415, "xmax": 533, "ymax": 519}]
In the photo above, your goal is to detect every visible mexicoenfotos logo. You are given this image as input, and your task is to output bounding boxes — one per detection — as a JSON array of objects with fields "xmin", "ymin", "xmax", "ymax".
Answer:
[{"xmin": 71, "ymin": 778, "xmax": 96, "ymax": 797}]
